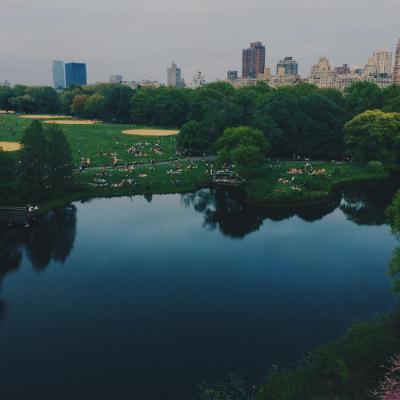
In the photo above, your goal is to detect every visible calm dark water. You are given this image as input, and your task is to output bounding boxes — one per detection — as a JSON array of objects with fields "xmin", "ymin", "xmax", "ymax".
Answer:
[{"xmin": 0, "ymin": 181, "xmax": 398, "ymax": 399}]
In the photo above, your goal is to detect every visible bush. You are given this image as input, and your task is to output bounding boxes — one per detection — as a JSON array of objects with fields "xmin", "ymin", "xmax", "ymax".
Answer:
[
  {"xmin": 368, "ymin": 161, "xmax": 385, "ymax": 173},
  {"xmin": 331, "ymin": 166, "xmax": 345, "ymax": 177}
]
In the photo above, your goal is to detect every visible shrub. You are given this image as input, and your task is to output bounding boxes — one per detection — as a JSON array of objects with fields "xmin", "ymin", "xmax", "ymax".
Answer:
[
  {"xmin": 368, "ymin": 161, "xmax": 385, "ymax": 173},
  {"xmin": 331, "ymin": 166, "xmax": 345, "ymax": 177}
]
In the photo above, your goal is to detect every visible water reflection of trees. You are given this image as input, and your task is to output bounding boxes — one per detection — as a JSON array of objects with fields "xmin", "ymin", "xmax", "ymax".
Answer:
[
  {"xmin": 25, "ymin": 205, "xmax": 77, "ymax": 271},
  {"xmin": 0, "ymin": 205, "xmax": 77, "ymax": 321},
  {"xmin": 183, "ymin": 181, "xmax": 398, "ymax": 238},
  {"xmin": 182, "ymin": 188, "xmax": 342, "ymax": 238},
  {"xmin": 340, "ymin": 179, "xmax": 399, "ymax": 226}
]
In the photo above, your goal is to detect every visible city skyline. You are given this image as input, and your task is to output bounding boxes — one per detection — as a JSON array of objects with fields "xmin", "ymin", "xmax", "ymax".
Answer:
[{"xmin": 0, "ymin": 0, "xmax": 399, "ymax": 86}]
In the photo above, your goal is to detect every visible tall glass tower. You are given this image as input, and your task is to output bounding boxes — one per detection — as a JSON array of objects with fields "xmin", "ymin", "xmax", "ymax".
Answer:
[
  {"xmin": 65, "ymin": 63, "xmax": 87, "ymax": 87},
  {"xmin": 52, "ymin": 60, "xmax": 65, "ymax": 89}
]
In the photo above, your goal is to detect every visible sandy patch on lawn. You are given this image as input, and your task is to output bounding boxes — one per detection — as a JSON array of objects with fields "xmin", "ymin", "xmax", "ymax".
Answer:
[
  {"xmin": 20, "ymin": 115, "xmax": 70, "ymax": 119},
  {"xmin": 123, "ymin": 129, "xmax": 179, "ymax": 137},
  {"xmin": 0, "ymin": 142, "xmax": 21, "ymax": 151},
  {"xmin": 44, "ymin": 120, "xmax": 100, "ymax": 125}
]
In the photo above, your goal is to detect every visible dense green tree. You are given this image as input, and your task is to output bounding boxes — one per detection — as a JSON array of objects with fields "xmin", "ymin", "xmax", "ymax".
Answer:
[
  {"xmin": 345, "ymin": 81, "xmax": 384, "ymax": 116},
  {"xmin": 216, "ymin": 126, "xmax": 269, "ymax": 178},
  {"xmin": 19, "ymin": 120, "xmax": 49, "ymax": 192},
  {"xmin": 0, "ymin": 149, "xmax": 15, "ymax": 182},
  {"xmin": 10, "ymin": 95, "xmax": 35, "ymax": 113},
  {"xmin": 25, "ymin": 86, "xmax": 60, "ymax": 114},
  {"xmin": 71, "ymin": 94, "xmax": 89, "ymax": 117},
  {"xmin": 252, "ymin": 91, "xmax": 301, "ymax": 156},
  {"xmin": 177, "ymin": 120, "xmax": 209, "ymax": 154},
  {"xmin": 0, "ymin": 86, "xmax": 14, "ymax": 111},
  {"xmin": 102, "ymin": 85, "xmax": 134, "ymax": 123},
  {"xmin": 344, "ymin": 110, "xmax": 400, "ymax": 167},
  {"xmin": 46, "ymin": 124, "xmax": 74, "ymax": 189},
  {"xmin": 298, "ymin": 94, "xmax": 345, "ymax": 158},
  {"xmin": 84, "ymin": 93, "xmax": 105, "ymax": 119},
  {"xmin": 383, "ymin": 84, "xmax": 400, "ymax": 113}
]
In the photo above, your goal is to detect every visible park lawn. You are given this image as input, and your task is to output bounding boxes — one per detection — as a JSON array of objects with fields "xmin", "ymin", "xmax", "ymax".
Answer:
[
  {"xmin": 0, "ymin": 160, "xmax": 212, "ymax": 211},
  {"xmin": 0, "ymin": 113, "xmax": 179, "ymax": 166},
  {"xmin": 78, "ymin": 160, "xmax": 210, "ymax": 193},
  {"xmin": 245, "ymin": 161, "xmax": 389, "ymax": 204}
]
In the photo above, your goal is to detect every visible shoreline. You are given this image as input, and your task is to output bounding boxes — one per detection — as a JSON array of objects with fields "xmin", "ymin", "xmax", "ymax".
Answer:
[{"xmin": 24, "ymin": 169, "xmax": 392, "ymax": 216}]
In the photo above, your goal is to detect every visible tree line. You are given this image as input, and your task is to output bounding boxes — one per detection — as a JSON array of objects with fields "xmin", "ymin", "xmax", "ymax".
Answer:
[{"xmin": 1, "ymin": 81, "xmax": 400, "ymax": 170}]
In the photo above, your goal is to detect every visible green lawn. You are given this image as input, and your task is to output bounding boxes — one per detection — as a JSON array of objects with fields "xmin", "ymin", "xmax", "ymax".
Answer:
[
  {"xmin": 245, "ymin": 161, "xmax": 389, "ymax": 204},
  {"xmin": 0, "ymin": 113, "xmax": 179, "ymax": 167}
]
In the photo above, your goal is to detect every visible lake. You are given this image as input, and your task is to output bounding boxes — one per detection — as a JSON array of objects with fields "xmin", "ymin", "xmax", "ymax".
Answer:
[{"xmin": 0, "ymin": 181, "xmax": 398, "ymax": 399}]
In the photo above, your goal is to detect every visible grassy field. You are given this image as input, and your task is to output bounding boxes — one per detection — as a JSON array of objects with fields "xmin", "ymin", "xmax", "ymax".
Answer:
[
  {"xmin": 0, "ymin": 112, "xmax": 391, "ymax": 209},
  {"xmin": 0, "ymin": 113, "xmax": 179, "ymax": 166},
  {"xmin": 245, "ymin": 161, "xmax": 389, "ymax": 204}
]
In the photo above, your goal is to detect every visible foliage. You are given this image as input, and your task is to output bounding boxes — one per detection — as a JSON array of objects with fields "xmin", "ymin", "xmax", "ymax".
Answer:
[
  {"xmin": 216, "ymin": 127, "xmax": 269, "ymax": 178},
  {"xmin": 198, "ymin": 372, "xmax": 251, "ymax": 400},
  {"xmin": 177, "ymin": 120, "xmax": 209, "ymax": 154},
  {"xmin": 331, "ymin": 166, "xmax": 345, "ymax": 176},
  {"xmin": 345, "ymin": 81, "xmax": 384, "ymax": 116},
  {"xmin": 368, "ymin": 161, "xmax": 385, "ymax": 173},
  {"xmin": 257, "ymin": 313, "xmax": 400, "ymax": 400},
  {"xmin": 0, "ymin": 149, "xmax": 15, "ymax": 183},
  {"xmin": 18, "ymin": 120, "xmax": 73, "ymax": 196},
  {"xmin": 344, "ymin": 110, "xmax": 400, "ymax": 168}
]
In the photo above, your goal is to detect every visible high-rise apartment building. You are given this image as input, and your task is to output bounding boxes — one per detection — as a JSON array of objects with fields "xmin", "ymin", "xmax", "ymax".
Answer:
[
  {"xmin": 242, "ymin": 42, "xmax": 266, "ymax": 78},
  {"xmin": 393, "ymin": 40, "xmax": 400, "ymax": 85},
  {"xmin": 276, "ymin": 57, "xmax": 298, "ymax": 76},
  {"xmin": 167, "ymin": 62, "xmax": 184, "ymax": 87},
  {"xmin": 364, "ymin": 49, "xmax": 393, "ymax": 76},
  {"xmin": 52, "ymin": 60, "xmax": 65, "ymax": 89},
  {"xmin": 65, "ymin": 62, "xmax": 87, "ymax": 87}
]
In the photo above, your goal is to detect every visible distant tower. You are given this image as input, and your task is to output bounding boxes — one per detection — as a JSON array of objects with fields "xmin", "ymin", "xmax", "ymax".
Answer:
[
  {"xmin": 109, "ymin": 74, "xmax": 124, "ymax": 83},
  {"xmin": 394, "ymin": 40, "xmax": 400, "ymax": 85},
  {"xmin": 52, "ymin": 60, "xmax": 65, "ymax": 89},
  {"xmin": 227, "ymin": 70, "xmax": 238, "ymax": 81},
  {"xmin": 167, "ymin": 62, "xmax": 184, "ymax": 87},
  {"xmin": 276, "ymin": 57, "xmax": 298, "ymax": 76},
  {"xmin": 242, "ymin": 42, "xmax": 266, "ymax": 78},
  {"xmin": 65, "ymin": 62, "xmax": 87, "ymax": 87}
]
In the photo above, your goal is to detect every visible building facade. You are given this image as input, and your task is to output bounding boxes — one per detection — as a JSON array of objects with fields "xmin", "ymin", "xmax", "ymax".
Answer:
[
  {"xmin": 393, "ymin": 40, "xmax": 400, "ymax": 85},
  {"xmin": 52, "ymin": 60, "xmax": 65, "ymax": 89},
  {"xmin": 242, "ymin": 42, "xmax": 266, "ymax": 78},
  {"xmin": 65, "ymin": 63, "xmax": 87, "ymax": 87},
  {"xmin": 167, "ymin": 62, "xmax": 185, "ymax": 87},
  {"xmin": 109, "ymin": 74, "xmax": 124, "ymax": 84},
  {"xmin": 227, "ymin": 70, "xmax": 238, "ymax": 81},
  {"xmin": 190, "ymin": 70, "xmax": 206, "ymax": 89},
  {"xmin": 364, "ymin": 49, "xmax": 393, "ymax": 76},
  {"xmin": 334, "ymin": 64, "xmax": 350, "ymax": 75},
  {"xmin": 276, "ymin": 57, "xmax": 298, "ymax": 76}
]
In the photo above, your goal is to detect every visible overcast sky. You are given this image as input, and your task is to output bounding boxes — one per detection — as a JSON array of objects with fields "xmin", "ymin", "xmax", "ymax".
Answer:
[{"xmin": 0, "ymin": 0, "xmax": 399, "ymax": 86}]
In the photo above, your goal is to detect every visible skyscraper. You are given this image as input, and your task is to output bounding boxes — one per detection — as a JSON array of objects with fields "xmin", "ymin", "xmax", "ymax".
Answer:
[
  {"xmin": 394, "ymin": 40, "xmax": 400, "ymax": 85},
  {"xmin": 276, "ymin": 57, "xmax": 298, "ymax": 76},
  {"xmin": 65, "ymin": 62, "xmax": 87, "ymax": 87},
  {"xmin": 167, "ymin": 62, "xmax": 184, "ymax": 87},
  {"xmin": 52, "ymin": 60, "xmax": 65, "ymax": 89},
  {"xmin": 242, "ymin": 42, "xmax": 266, "ymax": 78}
]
